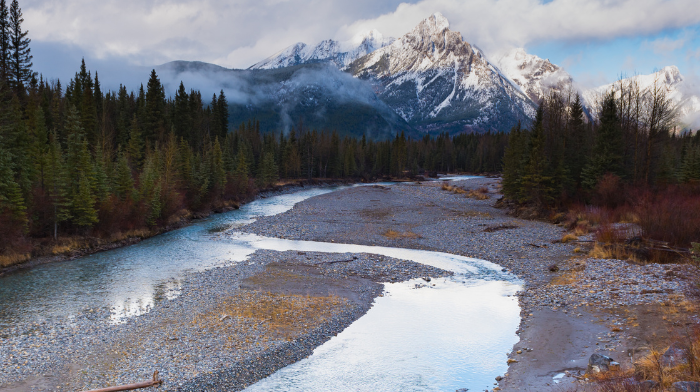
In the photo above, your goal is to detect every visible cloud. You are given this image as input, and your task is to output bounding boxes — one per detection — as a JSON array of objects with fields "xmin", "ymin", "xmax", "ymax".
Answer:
[
  {"xmin": 340, "ymin": 0, "xmax": 700, "ymax": 58},
  {"xmin": 24, "ymin": 0, "xmax": 700, "ymax": 71}
]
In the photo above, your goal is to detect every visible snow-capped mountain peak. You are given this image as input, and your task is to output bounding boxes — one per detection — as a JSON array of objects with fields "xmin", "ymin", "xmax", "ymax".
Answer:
[
  {"xmin": 248, "ymin": 30, "xmax": 395, "ymax": 70},
  {"xmin": 347, "ymin": 13, "xmax": 536, "ymax": 133},
  {"xmin": 494, "ymin": 48, "xmax": 574, "ymax": 103},
  {"xmin": 583, "ymin": 66, "xmax": 700, "ymax": 129}
]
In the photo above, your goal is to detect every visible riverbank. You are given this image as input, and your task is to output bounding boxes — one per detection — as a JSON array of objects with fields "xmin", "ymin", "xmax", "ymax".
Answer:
[
  {"xmin": 0, "ymin": 179, "xmax": 356, "ymax": 277},
  {"xmin": 238, "ymin": 178, "xmax": 700, "ymax": 391},
  {"xmin": 0, "ymin": 249, "xmax": 450, "ymax": 391}
]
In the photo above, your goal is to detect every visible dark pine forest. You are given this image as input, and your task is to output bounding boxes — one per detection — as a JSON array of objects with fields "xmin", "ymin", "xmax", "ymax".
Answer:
[
  {"xmin": 0, "ymin": 0, "xmax": 507, "ymax": 265},
  {"xmin": 1, "ymin": 0, "xmax": 699, "ymax": 266}
]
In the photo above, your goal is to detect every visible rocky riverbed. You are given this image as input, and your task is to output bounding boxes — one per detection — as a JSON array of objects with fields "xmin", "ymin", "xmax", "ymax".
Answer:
[
  {"xmin": 0, "ymin": 250, "xmax": 450, "ymax": 392},
  {"xmin": 2, "ymin": 177, "xmax": 698, "ymax": 392},
  {"xmin": 239, "ymin": 178, "xmax": 700, "ymax": 391}
]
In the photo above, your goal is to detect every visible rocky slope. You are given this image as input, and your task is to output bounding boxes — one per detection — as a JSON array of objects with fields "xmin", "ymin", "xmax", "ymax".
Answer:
[
  {"xmin": 494, "ymin": 48, "xmax": 575, "ymax": 104},
  {"xmin": 249, "ymin": 30, "xmax": 395, "ymax": 71},
  {"xmin": 347, "ymin": 13, "xmax": 536, "ymax": 134}
]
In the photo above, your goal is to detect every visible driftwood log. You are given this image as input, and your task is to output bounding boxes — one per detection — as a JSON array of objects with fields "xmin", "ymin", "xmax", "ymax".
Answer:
[{"xmin": 82, "ymin": 371, "xmax": 162, "ymax": 392}]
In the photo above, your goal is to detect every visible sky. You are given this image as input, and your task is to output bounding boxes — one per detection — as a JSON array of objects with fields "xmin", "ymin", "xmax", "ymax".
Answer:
[{"xmin": 24, "ymin": 0, "xmax": 700, "ymax": 93}]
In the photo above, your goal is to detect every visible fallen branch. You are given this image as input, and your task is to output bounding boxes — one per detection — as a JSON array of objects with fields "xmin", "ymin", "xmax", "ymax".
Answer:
[{"xmin": 83, "ymin": 371, "xmax": 162, "ymax": 392}]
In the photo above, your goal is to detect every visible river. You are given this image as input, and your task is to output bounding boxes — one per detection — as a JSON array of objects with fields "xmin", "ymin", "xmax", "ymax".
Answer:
[{"xmin": 0, "ymin": 177, "xmax": 521, "ymax": 391}]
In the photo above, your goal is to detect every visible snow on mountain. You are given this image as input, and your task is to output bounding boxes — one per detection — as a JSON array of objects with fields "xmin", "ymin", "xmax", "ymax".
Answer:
[
  {"xmin": 583, "ymin": 66, "xmax": 700, "ymax": 129},
  {"xmin": 494, "ymin": 48, "xmax": 574, "ymax": 104},
  {"xmin": 249, "ymin": 30, "xmax": 395, "ymax": 70},
  {"xmin": 347, "ymin": 13, "xmax": 536, "ymax": 133}
]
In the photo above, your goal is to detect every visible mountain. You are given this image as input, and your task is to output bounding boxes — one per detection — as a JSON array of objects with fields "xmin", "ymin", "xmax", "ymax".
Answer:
[
  {"xmin": 494, "ymin": 48, "xmax": 574, "ymax": 104},
  {"xmin": 347, "ymin": 13, "xmax": 536, "ymax": 134},
  {"xmin": 249, "ymin": 30, "xmax": 395, "ymax": 70},
  {"xmin": 583, "ymin": 66, "xmax": 700, "ymax": 129},
  {"xmin": 156, "ymin": 61, "xmax": 416, "ymax": 139}
]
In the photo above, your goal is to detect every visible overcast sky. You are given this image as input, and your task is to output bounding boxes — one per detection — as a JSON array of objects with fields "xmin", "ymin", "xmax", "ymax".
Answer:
[{"xmin": 24, "ymin": 0, "xmax": 700, "ymax": 92}]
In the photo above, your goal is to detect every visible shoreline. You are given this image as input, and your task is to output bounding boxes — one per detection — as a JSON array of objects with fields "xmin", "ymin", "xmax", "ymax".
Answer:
[
  {"xmin": 3, "ymin": 177, "xmax": 694, "ymax": 391},
  {"xmin": 0, "ymin": 178, "xmax": 357, "ymax": 278},
  {"xmin": 238, "ymin": 178, "xmax": 700, "ymax": 391}
]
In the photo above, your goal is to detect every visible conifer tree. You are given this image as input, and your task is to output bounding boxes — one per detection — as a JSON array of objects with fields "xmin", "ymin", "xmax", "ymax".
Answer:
[
  {"xmin": 71, "ymin": 173, "xmax": 98, "ymax": 227},
  {"xmin": 519, "ymin": 107, "xmax": 555, "ymax": 207},
  {"xmin": 8, "ymin": 0, "xmax": 32, "ymax": 93},
  {"xmin": 582, "ymin": 92, "xmax": 624, "ymax": 189},
  {"xmin": 501, "ymin": 122, "xmax": 526, "ymax": 198},
  {"xmin": 114, "ymin": 151, "xmax": 135, "ymax": 201},
  {"xmin": 144, "ymin": 70, "xmax": 165, "ymax": 143},
  {"xmin": 217, "ymin": 90, "xmax": 228, "ymax": 140},
  {"xmin": 45, "ymin": 132, "xmax": 70, "ymax": 239},
  {"xmin": 127, "ymin": 115, "xmax": 143, "ymax": 169},
  {"xmin": 0, "ymin": 142, "xmax": 26, "ymax": 228},
  {"xmin": 0, "ymin": 0, "xmax": 9, "ymax": 83},
  {"xmin": 211, "ymin": 137, "xmax": 225, "ymax": 193}
]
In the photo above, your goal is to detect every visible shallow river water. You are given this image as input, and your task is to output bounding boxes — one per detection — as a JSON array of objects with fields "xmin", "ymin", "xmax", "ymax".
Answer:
[{"xmin": 0, "ymin": 178, "xmax": 521, "ymax": 391}]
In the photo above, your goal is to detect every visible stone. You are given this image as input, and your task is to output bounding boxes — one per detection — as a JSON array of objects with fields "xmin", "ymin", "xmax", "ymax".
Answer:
[
  {"xmin": 674, "ymin": 381, "xmax": 700, "ymax": 392},
  {"xmin": 547, "ymin": 264, "xmax": 559, "ymax": 272},
  {"xmin": 639, "ymin": 380, "xmax": 659, "ymax": 392},
  {"xmin": 587, "ymin": 353, "xmax": 615, "ymax": 373},
  {"xmin": 662, "ymin": 342, "xmax": 688, "ymax": 367},
  {"xmin": 495, "ymin": 376, "xmax": 503, "ymax": 381}
]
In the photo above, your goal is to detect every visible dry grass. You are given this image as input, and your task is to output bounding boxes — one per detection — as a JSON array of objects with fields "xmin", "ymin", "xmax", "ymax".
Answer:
[
  {"xmin": 0, "ymin": 252, "xmax": 31, "ymax": 268},
  {"xmin": 441, "ymin": 183, "xmax": 490, "ymax": 200},
  {"xmin": 195, "ymin": 291, "xmax": 351, "ymax": 340},
  {"xmin": 562, "ymin": 233, "xmax": 580, "ymax": 243},
  {"xmin": 383, "ymin": 229, "xmax": 421, "ymax": 239},
  {"xmin": 109, "ymin": 229, "xmax": 152, "ymax": 242},
  {"xmin": 51, "ymin": 238, "xmax": 86, "ymax": 255},
  {"xmin": 550, "ymin": 270, "xmax": 582, "ymax": 286},
  {"xmin": 589, "ymin": 243, "xmax": 644, "ymax": 263}
]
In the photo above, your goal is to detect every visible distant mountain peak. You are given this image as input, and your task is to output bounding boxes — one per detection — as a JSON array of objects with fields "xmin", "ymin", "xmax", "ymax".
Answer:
[
  {"xmin": 249, "ymin": 31, "xmax": 394, "ymax": 71},
  {"xmin": 494, "ymin": 47, "xmax": 574, "ymax": 103}
]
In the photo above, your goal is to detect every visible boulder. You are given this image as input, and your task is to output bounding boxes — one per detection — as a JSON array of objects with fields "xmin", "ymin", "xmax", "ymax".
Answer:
[
  {"xmin": 674, "ymin": 381, "xmax": 700, "ymax": 392},
  {"xmin": 587, "ymin": 353, "xmax": 618, "ymax": 373},
  {"xmin": 662, "ymin": 342, "xmax": 688, "ymax": 367},
  {"xmin": 639, "ymin": 380, "xmax": 659, "ymax": 392},
  {"xmin": 548, "ymin": 264, "xmax": 559, "ymax": 272}
]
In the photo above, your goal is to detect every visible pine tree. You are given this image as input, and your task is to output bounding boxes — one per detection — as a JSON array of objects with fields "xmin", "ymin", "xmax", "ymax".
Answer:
[
  {"xmin": 501, "ymin": 122, "xmax": 526, "ymax": 199},
  {"xmin": 519, "ymin": 107, "xmax": 555, "ymax": 207},
  {"xmin": 71, "ymin": 173, "xmax": 98, "ymax": 227},
  {"xmin": 211, "ymin": 137, "xmax": 225, "ymax": 193},
  {"xmin": 144, "ymin": 70, "xmax": 165, "ymax": 143},
  {"xmin": 0, "ymin": 0, "xmax": 9, "ymax": 83},
  {"xmin": 217, "ymin": 89, "xmax": 228, "ymax": 140},
  {"xmin": 114, "ymin": 151, "xmax": 135, "ymax": 201},
  {"xmin": 8, "ymin": 0, "xmax": 33, "ymax": 94},
  {"xmin": 45, "ymin": 132, "xmax": 71, "ymax": 239},
  {"xmin": 0, "ymin": 142, "xmax": 26, "ymax": 228},
  {"xmin": 582, "ymin": 92, "xmax": 624, "ymax": 189},
  {"xmin": 126, "ymin": 114, "xmax": 143, "ymax": 169}
]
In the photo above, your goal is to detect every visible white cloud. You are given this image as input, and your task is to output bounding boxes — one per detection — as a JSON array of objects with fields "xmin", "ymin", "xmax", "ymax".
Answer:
[{"xmin": 24, "ymin": 0, "xmax": 700, "ymax": 70}]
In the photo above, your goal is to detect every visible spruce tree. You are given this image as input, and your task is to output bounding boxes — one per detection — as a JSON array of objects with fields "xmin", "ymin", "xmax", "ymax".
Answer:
[
  {"xmin": 581, "ymin": 92, "xmax": 624, "ymax": 189},
  {"xmin": 0, "ymin": 0, "xmax": 9, "ymax": 83},
  {"xmin": 114, "ymin": 151, "xmax": 135, "ymax": 201},
  {"xmin": 71, "ymin": 173, "xmax": 98, "ymax": 227},
  {"xmin": 45, "ymin": 132, "xmax": 71, "ymax": 239},
  {"xmin": 501, "ymin": 122, "xmax": 526, "ymax": 199},
  {"xmin": 519, "ymin": 107, "xmax": 555, "ymax": 207},
  {"xmin": 8, "ymin": 0, "xmax": 32, "ymax": 93},
  {"xmin": 217, "ymin": 90, "xmax": 228, "ymax": 140},
  {"xmin": 144, "ymin": 70, "xmax": 165, "ymax": 143}
]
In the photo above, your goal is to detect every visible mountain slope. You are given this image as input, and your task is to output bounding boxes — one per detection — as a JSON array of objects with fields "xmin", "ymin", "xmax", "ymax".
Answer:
[
  {"xmin": 347, "ymin": 13, "xmax": 536, "ymax": 134},
  {"xmin": 249, "ymin": 30, "xmax": 395, "ymax": 70},
  {"xmin": 583, "ymin": 66, "xmax": 700, "ymax": 129},
  {"xmin": 157, "ymin": 61, "xmax": 416, "ymax": 139},
  {"xmin": 494, "ymin": 48, "xmax": 574, "ymax": 104}
]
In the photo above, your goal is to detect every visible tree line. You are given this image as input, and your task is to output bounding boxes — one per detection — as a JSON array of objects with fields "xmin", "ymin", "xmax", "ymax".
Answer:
[
  {"xmin": 502, "ymin": 79, "xmax": 700, "ymax": 210},
  {"xmin": 0, "ymin": 5, "xmax": 508, "ymax": 255}
]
